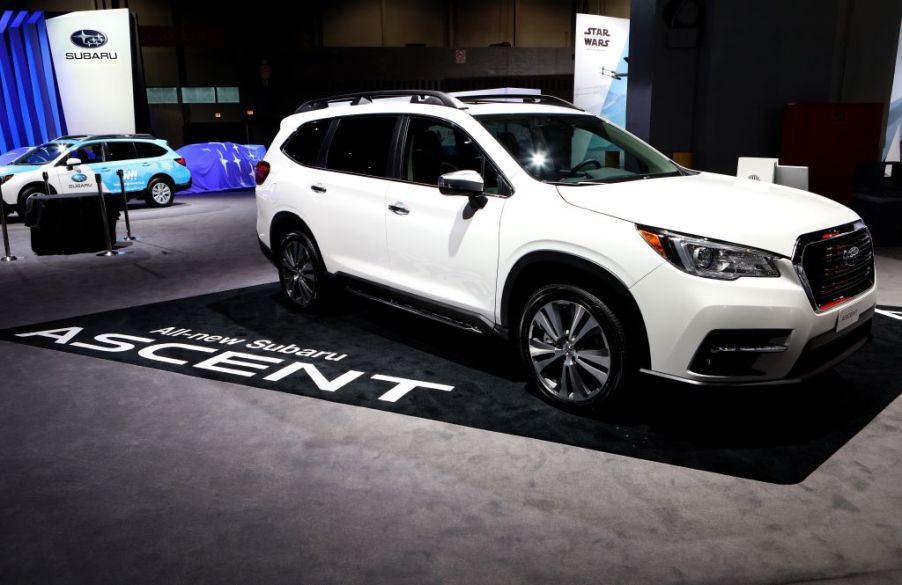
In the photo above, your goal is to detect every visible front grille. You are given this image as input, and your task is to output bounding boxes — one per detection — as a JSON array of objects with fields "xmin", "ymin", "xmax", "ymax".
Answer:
[{"xmin": 795, "ymin": 223, "xmax": 875, "ymax": 311}]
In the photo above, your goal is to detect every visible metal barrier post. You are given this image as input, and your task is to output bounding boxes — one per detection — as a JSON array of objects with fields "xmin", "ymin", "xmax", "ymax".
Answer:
[
  {"xmin": 117, "ymin": 169, "xmax": 138, "ymax": 241},
  {"xmin": 0, "ymin": 181, "xmax": 17, "ymax": 262},
  {"xmin": 42, "ymin": 171, "xmax": 50, "ymax": 195},
  {"xmin": 94, "ymin": 173, "xmax": 123, "ymax": 257}
]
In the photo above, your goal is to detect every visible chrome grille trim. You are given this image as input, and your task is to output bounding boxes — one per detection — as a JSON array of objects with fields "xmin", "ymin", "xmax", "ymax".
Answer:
[{"xmin": 792, "ymin": 221, "xmax": 875, "ymax": 312}]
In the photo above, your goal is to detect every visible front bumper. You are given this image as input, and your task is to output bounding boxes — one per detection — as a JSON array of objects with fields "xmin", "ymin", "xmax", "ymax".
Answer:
[{"xmin": 630, "ymin": 258, "xmax": 878, "ymax": 384}]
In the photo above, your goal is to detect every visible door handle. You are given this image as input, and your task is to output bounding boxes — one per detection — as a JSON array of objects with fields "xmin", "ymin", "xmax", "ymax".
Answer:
[
  {"xmin": 311, "ymin": 184, "xmax": 327, "ymax": 194},
  {"xmin": 388, "ymin": 202, "xmax": 409, "ymax": 216}
]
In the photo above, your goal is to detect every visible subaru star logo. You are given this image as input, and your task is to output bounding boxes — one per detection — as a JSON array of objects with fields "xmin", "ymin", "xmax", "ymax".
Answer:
[
  {"xmin": 71, "ymin": 173, "xmax": 87, "ymax": 183},
  {"xmin": 843, "ymin": 245, "xmax": 861, "ymax": 267},
  {"xmin": 70, "ymin": 29, "xmax": 107, "ymax": 48}
]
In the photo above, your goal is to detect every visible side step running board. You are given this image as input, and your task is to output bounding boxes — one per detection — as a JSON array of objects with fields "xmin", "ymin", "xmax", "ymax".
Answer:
[{"xmin": 346, "ymin": 286, "xmax": 484, "ymax": 335}]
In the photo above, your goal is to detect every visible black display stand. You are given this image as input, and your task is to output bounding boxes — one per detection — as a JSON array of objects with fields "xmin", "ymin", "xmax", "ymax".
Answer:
[{"xmin": 25, "ymin": 193, "xmax": 121, "ymax": 255}]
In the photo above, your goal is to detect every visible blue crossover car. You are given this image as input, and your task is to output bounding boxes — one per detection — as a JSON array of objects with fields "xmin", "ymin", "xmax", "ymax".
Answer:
[{"xmin": 0, "ymin": 134, "xmax": 192, "ymax": 217}]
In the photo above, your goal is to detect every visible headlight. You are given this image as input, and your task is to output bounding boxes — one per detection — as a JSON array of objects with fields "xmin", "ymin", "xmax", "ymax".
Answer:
[{"xmin": 638, "ymin": 226, "xmax": 780, "ymax": 280}]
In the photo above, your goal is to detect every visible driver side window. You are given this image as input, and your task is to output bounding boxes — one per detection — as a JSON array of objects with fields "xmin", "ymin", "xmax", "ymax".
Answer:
[
  {"xmin": 64, "ymin": 143, "xmax": 103, "ymax": 165},
  {"xmin": 403, "ymin": 117, "xmax": 501, "ymax": 193}
]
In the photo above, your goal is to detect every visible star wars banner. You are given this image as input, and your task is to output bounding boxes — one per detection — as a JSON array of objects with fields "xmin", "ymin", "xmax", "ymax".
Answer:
[
  {"xmin": 573, "ymin": 13, "xmax": 629, "ymax": 128},
  {"xmin": 45, "ymin": 9, "xmax": 134, "ymax": 134},
  {"xmin": 884, "ymin": 19, "xmax": 902, "ymax": 162}
]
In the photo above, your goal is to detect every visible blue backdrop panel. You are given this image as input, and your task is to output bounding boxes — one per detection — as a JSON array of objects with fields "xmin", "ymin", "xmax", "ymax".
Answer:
[
  {"xmin": 0, "ymin": 10, "xmax": 66, "ymax": 152},
  {"xmin": 177, "ymin": 142, "xmax": 266, "ymax": 194}
]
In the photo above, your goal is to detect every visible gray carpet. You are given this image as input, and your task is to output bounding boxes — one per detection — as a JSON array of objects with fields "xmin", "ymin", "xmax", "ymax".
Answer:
[{"xmin": 1, "ymin": 192, "xmax": 901, "ymax": 585}]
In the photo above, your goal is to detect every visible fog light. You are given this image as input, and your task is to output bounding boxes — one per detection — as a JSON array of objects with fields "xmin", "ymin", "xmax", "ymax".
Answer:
[{"xmin": 689, "ymin": 329, "xmax": 791, "ymax": 376}]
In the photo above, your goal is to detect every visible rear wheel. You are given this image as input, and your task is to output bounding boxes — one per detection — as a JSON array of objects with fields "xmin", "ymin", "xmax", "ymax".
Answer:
[
  {"xmin": 518, "ymin": 284, "xmax": 632, "ymax": 409},
  {"xmin": 278, "ymin": 231, "xmax": 326, "ymax": 311},
  {"xmin": 145, "ymin": 177, "xmax": 174, "ymax": 207}
]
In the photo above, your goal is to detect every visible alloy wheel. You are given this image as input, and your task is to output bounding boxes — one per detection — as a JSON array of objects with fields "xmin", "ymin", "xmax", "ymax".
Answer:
[
  {"xmin": 527, "ymin": 299, "xmax": 612, "ymax": 402},
  {"xmin": 151, "ymin": 182, "xmax": 172, "ymax": 205},
  {"xmin": 281, "ymin": 239, "xmax": 317, "ymax": 305}
]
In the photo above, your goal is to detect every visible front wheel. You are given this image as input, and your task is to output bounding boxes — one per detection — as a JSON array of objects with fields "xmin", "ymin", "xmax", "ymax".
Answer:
[
  {"xmin": 17, "ymin": 186, "xmax": 43, "ymax": 218},
  {"xmin": 278, "ymin": 231, "xmax": 326, "ymax": 311},
  {"xmin": 145, "ymin": 177, "xmax": 174, "ymax": 207},
  {"xmin": 518, "ymin": 284, "xmax": 632, "ymax": 409}
]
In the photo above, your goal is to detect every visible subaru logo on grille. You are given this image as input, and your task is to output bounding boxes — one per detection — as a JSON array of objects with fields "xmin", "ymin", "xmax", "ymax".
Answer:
[
  {"xmin": 71, "ymin": 30, "xmax": 107, "ymax": 48},
  {"xmin": 843, "ymin": 245, "xmax": 861, "ymax": 266}
]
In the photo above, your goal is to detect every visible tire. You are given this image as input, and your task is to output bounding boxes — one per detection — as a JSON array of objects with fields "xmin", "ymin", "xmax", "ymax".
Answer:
[
  {"xmin": 278, "ymin": 231, "xmax": 326, "ymax": 311},
  {"xmin": 144, "ymin": 177, "xmax": 174, "ymax": 207},
  {"xmin": 17, "ymin": 186, "xmax": 43, "ymax": 219},
  {"xmin": 517, "ymin": 284, "xmax": 632, "ymax": 409}
]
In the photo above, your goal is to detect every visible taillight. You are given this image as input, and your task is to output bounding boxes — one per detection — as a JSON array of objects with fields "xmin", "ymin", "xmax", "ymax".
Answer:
[
  {"xmin": 174, "ymin": 157, "xmax": 187, "ymax": 167},
  {"xmin": 255, "ymin": 160, "xmax": 271, "ymax": 185}
]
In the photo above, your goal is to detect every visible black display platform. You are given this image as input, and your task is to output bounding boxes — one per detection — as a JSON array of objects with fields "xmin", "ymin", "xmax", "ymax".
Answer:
[
  {"xmin": 2, "ymin": 284, "xmax": 900, "ymax": 485},
  {"xmin": 25, "ymin": 193, "xmax": 121, "ymax": 255}
]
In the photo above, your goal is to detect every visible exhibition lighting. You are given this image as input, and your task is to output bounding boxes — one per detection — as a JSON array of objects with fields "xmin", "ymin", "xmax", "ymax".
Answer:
[{"xmin": 529, "ymin": 152, "xmax": 547, "ymax": 168}]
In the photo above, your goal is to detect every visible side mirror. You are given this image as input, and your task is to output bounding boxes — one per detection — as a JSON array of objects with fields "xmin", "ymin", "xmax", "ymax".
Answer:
[
  {"xmin": 65, "ymin": 157, "xmax": 81, "ymax": 171},
  {"xmin": 438, "ymin": 170, "xmax": 484, "ymax": 196}
]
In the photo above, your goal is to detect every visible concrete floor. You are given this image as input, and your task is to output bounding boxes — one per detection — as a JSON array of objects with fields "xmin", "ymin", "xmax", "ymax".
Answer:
[{"xmin": 1, "ymin": 191, "xmax": 901, "ymax": 585}]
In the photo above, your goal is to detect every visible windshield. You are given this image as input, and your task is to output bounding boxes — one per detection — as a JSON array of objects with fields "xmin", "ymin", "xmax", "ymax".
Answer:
[
  {"xmin": 11, "ymin": 142, "xmax": 73, "ymax": 165},
  {"xmin": 476, "ymin": 114, "xmax": 680, "ymax": 185}
]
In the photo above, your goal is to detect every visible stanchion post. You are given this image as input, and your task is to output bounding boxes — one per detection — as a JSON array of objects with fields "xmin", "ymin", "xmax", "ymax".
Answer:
[
  {"xmin": 117, "ymin": 169, "xmax": 137, "ymax": 241},
  {"xmin": 94, "ymin": 173, "xmax": 123, "ymax": 257},
  {"xmin": 42, "ymin": 171, "xmax": 50, "ymax": 195},
  {"xmin": 0, "ymin": 180, "xmax": 18, "ymax": 262}
]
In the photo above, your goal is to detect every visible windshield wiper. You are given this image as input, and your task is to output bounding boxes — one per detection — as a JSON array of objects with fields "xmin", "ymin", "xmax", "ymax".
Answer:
[{"xmin": 592, "ymin": 171, "xmax": 682, "ymax": 184}]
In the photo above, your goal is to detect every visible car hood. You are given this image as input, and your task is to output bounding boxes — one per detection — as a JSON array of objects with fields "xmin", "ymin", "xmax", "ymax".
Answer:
[
  {"xmin": 556, "ymin": 172, "xmax": 860, "ymax": 257},
  {"xmin": 0, "ymin": 164, "xmax": 41, "ymax": 176}
]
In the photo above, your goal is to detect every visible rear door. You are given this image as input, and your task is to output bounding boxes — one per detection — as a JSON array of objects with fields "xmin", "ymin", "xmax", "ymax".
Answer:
[
  {"xmin": 304, "ymin": 115, "xmax": 400, "ymax": 280},
  {"xmin": 102, "ymin": 141, "xmax": 142, "ymax": 194}
]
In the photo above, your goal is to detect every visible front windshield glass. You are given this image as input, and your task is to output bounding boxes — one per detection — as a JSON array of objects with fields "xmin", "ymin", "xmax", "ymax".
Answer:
[
  {"xmin": 476, "ymin": 114, "xmax": 680, "ymax": 185},
  {"xmin": 11, "ymin": 142, "xmax": 73, "ymax": 165}
]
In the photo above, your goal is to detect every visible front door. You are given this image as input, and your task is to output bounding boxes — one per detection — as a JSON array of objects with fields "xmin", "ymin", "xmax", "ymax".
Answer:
[{"xmin": 385, "ymin": 116, "xmax": 508, "ymax": 318}]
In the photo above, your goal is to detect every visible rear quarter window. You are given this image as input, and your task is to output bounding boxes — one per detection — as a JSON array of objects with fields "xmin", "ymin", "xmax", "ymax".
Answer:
[
  {"xmin": 135, "ymin": 142, "xmax": 168, "ymax": 158},
  {"xmin": 282, "ymin": 119, "xmax": 330, "ymax": 167}
]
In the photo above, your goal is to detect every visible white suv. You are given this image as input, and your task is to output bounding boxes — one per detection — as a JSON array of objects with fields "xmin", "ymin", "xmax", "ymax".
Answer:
[{"xmin": 254, "ymin": 90, "xmax": 877, "ymax": 410}]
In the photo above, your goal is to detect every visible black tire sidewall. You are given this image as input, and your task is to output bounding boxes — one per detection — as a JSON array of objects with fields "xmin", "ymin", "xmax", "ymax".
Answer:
[
  {"xmin": 278, "ymin": 230, "xmax": 325, "ymax": 311},
  {"xmin": 517, "ymin": 283, "xmax": 629, "ymax": 408},
  {"xmin": 145, "ymin": 177, "xmax": 174, "ymax": 207},
  {"xmin": 17, "ymin": 187, "xmax": 41, "ymax": 218}
]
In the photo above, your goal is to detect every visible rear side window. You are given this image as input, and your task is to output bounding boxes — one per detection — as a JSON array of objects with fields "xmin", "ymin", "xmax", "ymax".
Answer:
[
  {"xmin": 134, "ymin": 142, "xmax": 168, "ymax": 158},
  {"xmin": 282, "ymin": 119, "xmax": 330, "ymax": 167},
  {"xmin": 105, "ymin": 142, "xmax": 138, "ymax": 162},
  {"xmin": 325, "ymin": 116, "xmax": 398, "ymax": 178}
]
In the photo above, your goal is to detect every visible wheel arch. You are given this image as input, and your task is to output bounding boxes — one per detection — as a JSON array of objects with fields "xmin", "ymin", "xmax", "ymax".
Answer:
[
  {"xmin": 501, "ymin": 251, "xmax": 651, "ymax": 369},
  {"xmin": 19, "ymin": 181, "xmax": 57, "ymax": 198},
  {"xmin": 269, "ymin": 211, "xmax": 315, "ymax": 264},
  {"xmin": 147, "ymin": 173, "xmax": 174, "ymax": 189}
]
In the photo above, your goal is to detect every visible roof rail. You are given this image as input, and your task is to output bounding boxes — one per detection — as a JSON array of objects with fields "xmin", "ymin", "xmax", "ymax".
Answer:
[
  {"xmin": 454, "ymin": 93, "xmax": 582, "ymax": 110},
  {"xmin": 295, "ymin": 90, "xmax": 462, "ymax": 113},
  {"xmin": 54, "ymin": 134, "xmax": 88, "ymax": 140},
  {"xmin": 82, "ymin": 133, "xmax": 157, "ymax": 141}
]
